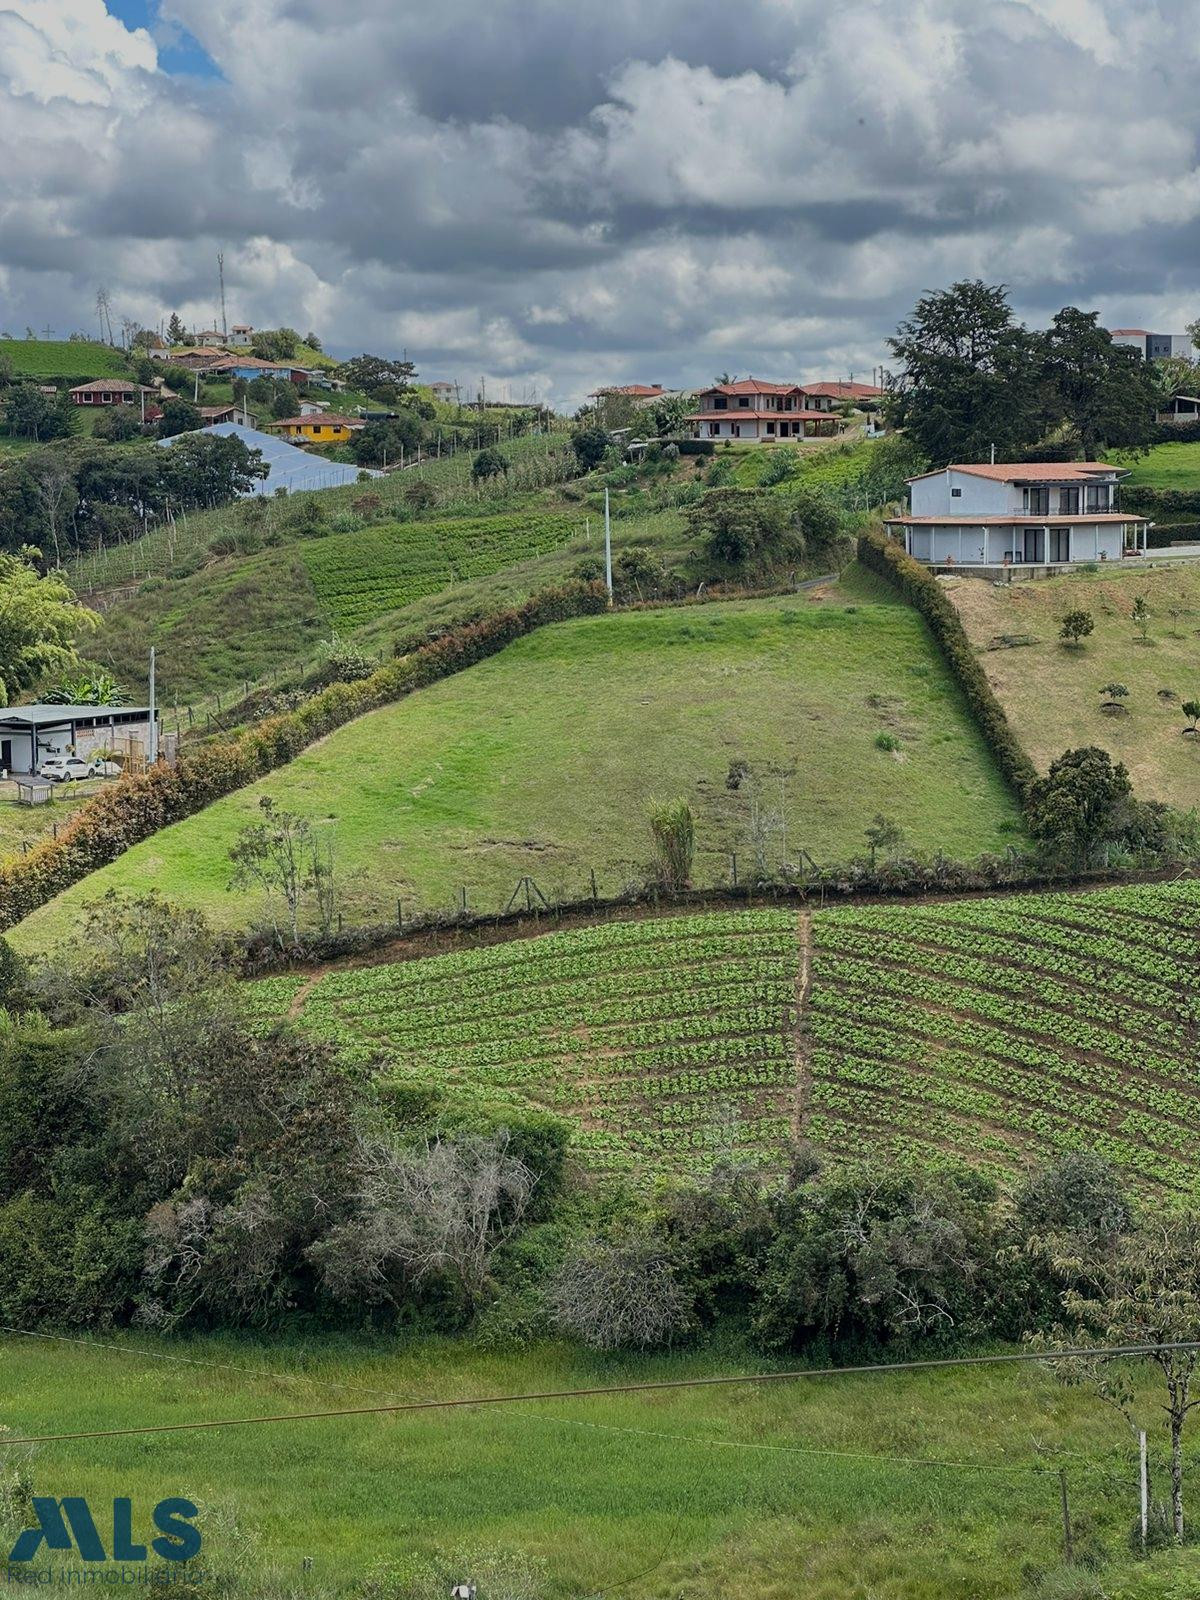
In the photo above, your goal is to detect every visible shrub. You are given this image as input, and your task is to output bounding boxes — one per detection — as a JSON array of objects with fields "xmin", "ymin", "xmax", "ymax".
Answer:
[
  {"xmin": 1059, "ymin": 609, "xmax": 1094, "ymax": 646},
  {"xmin": 547, "ymin": 1232, "xmax": 692, "ymax": 1350},
  {"xmin": 857, "ymin": 529, "xmax": 1039, "ymax": 799},
  {"xmin": 648, "ymin": 797, "xmax": 695, "ymax": 890}
]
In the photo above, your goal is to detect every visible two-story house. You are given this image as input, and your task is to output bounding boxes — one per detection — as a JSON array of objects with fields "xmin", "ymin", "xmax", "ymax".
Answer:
[
  {"xmin": 884, "ymin": 463, "xmax": 1148, "ymax": 570},
  {"xmin": 688, "ymin": 378, "xmax": 840, "ymax": 440}
]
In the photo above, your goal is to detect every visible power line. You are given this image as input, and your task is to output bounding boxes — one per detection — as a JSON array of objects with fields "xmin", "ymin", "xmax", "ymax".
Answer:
[{"xmin": 2, "ymin": 1341, "xmax": 1195, "ymax": 1447}]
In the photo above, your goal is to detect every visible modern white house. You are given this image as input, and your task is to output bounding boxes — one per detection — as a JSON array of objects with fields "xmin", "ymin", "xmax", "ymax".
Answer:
[
  {"xmin": 1109, "ymin": 328, "xmax": 1195, "ymax": 361},
  {"xmin": 884, "ymin": 463, "xmax": 1149, "ymax": 572},
  {"xmin": 0, "ymin": 705, "xmax": 158, "ymax": 776}
]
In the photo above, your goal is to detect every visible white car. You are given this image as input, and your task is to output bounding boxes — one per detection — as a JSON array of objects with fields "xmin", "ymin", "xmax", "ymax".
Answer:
[{"xmin": 37, "ymin": 755, "xmax": 98, "ymax": 783}]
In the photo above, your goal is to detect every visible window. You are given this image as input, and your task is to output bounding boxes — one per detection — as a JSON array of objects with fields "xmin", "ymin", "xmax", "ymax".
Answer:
[
  {"xmin": 737, "ymin": 396, "xmax": 750, "ymax": 408},
  {"xmin": 951, "ymin": 487, "xmax": 962, "ymax": 498},
  {"xmin": 1085, "ymin": 484, "xmax": 1111, "ymax": 512},
  {"xmin": 1059, "ymin": 486, "xmax": 1080, "ymax": 515},
  {"xmin": 766, "ymin": 422, "xmax": 775, "ymax": 435},
  {"xmin": 712, "ymin": 397, "xmax": 727, "ymax": 410},
  {"xmin": 1027, "ymin": 486, "xmax": 1050, "ymax": 516}
]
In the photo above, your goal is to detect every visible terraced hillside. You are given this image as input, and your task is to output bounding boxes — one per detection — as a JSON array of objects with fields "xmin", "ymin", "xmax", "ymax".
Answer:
[
  {"xmin": 248, "ymin": 880, "xmax": 1200, "ymax": 1194},
  {"xmin": 250, "ymin": 910, "xmax": 799, "ymax": 1174}
]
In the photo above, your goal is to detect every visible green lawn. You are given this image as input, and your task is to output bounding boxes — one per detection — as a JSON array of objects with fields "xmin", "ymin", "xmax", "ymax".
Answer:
[
  {"xmin": 10, "ymin": 591, "xmax": 1026, "ymax": 950},
  {"xmin": 0, "ymin": 1328, "xmax": 1186, "ymax": 1600},
  {"xmin": 1115, "ymin": 440, "xmax": 1200, "ymax": 488},
  {"xmin": 948, "ymin": 562, "xmax": 1200, "ymax": 802},
  {"xmin": 0, "ymin": 337, "xmax": 128, "ymax": 378}
]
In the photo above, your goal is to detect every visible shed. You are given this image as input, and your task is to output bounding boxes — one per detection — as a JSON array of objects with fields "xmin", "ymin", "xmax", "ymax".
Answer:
[{"xmin": 0, "ymin": 705, "xmax": 157, "ymax": 776}]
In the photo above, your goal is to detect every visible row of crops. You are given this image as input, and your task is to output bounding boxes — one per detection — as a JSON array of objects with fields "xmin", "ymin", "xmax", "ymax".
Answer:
[
  {"xmin": 246, "ymin": 882, "xmax": 1200, "ymax": 1190},
  {"xmin": 299, "ymin": 512, "xmax": 582, "ymax": 631},
  {"xmin": 808, "ymin": 880, "xmax": 1200, "ymax": 1193},
  {"xmin": 249, "ymin": 910, "xmax": 801, "ymax": 1174}
]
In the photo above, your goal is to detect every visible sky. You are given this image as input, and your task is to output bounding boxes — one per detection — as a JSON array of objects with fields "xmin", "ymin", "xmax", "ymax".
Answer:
[{"xmin": 1, "ymin": 0, "xmax": 1199, "ymax": 409}]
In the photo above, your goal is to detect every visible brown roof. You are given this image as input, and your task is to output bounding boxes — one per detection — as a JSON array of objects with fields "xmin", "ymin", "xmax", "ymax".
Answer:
[
  {"xmin": 907, "ymin": 462, "xmax": 1123, "ymax": 484},
  {"xmin": 588, "ymin": 383, "xmax": 665, "ymax": 397},
  {"xmin": 68, "ymin": 379, "xmax": 153, "ymax": 395},
  {"xmin": 886, "ymin": 513, "xmax": 1144, "ymax": 525},
  {"xmin": 802, "ymin": 381, "xmax": 883, "ymax": 400},
  {"xmin": 1110, "ymin": 329, "xmax": 1149, "ymax": 337},
  {"xmin": 700, "ymin": 377, "xmax": 800, "ymax": 397}
]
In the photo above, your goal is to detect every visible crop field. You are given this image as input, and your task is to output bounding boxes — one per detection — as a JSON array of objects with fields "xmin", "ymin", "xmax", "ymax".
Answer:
[
  {"xmin": 949, "ymin": 562, "xmax": 1200, "ymax": 803},
  {"xmin": 13, "ymin": 593, "xmax": 1025, "ymax": 948},
  {"xmin": 808, "ymin": 878, "xmax": 1200, "ymax": 1195},
  {"xmin": 0, "ymin": 337, "xmax": 128, "ymax": 378},
  {"xmin": 299, "ymin": 511, "xmax": 582, "ymax": 630},
  {"xmin": 249, "ymin": 910, "xmax": 799, "ymax": 1174}
]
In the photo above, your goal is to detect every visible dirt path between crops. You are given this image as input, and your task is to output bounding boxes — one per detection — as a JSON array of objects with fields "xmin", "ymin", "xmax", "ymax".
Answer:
[{"xmin": 791, "ymin": 911, "xmax": 814, "ymax": 1145}]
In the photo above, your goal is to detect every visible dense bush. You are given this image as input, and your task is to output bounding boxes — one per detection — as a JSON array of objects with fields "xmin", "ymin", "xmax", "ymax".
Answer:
[
  {"xmin": 858, "ymin": 528, "xmax": 1039, "ymax": 798},
  {"xmin": 0, "ymin": 581, "xmax": 609, "ymax": 932}
]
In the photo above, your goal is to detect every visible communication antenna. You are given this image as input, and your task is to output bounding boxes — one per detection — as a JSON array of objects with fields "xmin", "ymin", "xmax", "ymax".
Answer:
[{"xmin": 217, "ymin": 251, "xmax": 228, "ymax": 340}]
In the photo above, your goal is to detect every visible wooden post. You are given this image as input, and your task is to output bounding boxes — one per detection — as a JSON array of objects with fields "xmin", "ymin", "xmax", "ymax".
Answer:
[
  {"xmin": 589, "ymin": 867, "xmax": 598, "ymax": 902},
  {"xmin": 397, "ymin": 899, "xmax": 403, "ymax": 929},
  {"xmin": 1059, "ymin": 1469, "xmax": 1074, "ymax": 1564},
  {"xmin": 1140, "ymin": 1430, "xmax": 1149, "ymax": 1551},
  {"xmin": 730, "ymin": 853, "xmax": 738, "ymax": 886}
]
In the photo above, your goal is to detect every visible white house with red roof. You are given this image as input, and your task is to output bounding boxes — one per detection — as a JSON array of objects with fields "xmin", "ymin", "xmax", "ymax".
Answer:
[
  {"xmin": 687, "ymin": 378, "xmax": 843, "ymax": 440},
  {"xmin": 885, "ymin": 462, "xmax": 1148, "ymax": 570}
]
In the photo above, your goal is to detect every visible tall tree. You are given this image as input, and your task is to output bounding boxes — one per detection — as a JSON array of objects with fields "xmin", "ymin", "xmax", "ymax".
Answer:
[
  {"xmin": 888, "ymin": 281, "xmax": 1043, "ymax": 466},
  {"xmin": 1042, "ymin": 307, "xmax": 1159, "ymax": 458},
  {"xmin": 0, "ymin": 552, "xmax": 98, "ymax": 703}
]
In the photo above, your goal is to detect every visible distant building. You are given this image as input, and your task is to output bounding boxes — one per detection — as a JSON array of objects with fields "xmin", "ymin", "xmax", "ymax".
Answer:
[
  {"xmin": 687, "ymin": 377, "xmax": 840, "ymax": 440},
  {"xmin": 198, "ymin": 403, "xmax": 250, "ymax": 427},
  {"xmin": 430, "ymin": 381, "xmax": 456, "ymax": 400},
  {"xmin": 885, "ymin": 462, "xmax": 1148, "ymax": 571},
  {"xmin": 229, "ymin": 324, "xmax": 254, "ymax": 348},
  {"xmin": 801, "ymin": 380, "xmax": 884, "ymax": 408},
  {"xmin": 1109, "ymin": 328, "xmax": 1195, "ymax": 360},
  {"xmin": 265, "ymin": 414, "xmax": 365, "ymax": 445},
  {"xmin": 158, "ymin": 421, "xmax": 378, "ymax": 495},
  {"xmin": 588, "ymin": 383, "xmax": 669, "ymax": 406},
  {"xmin": 68, "ymin": 379, "xmax": 156, "ymax": 407},
  {"xmin": 207, "ymin": 356, "xmax": 308, "ymax": 384},
  {"xmin": 161, "ymin": 346, "xmax": 228, "ymax": 370},
  {"xmin": 0, "ymin": 704, "xmax": 157, "ymax": 776}
]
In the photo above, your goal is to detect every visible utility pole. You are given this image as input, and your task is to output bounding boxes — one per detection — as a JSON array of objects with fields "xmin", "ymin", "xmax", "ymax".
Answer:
[
  {"xmin": 148, "ymin": 647, "xmax": 158, "ymax": 765},
  {"xmin": 604, "ymin": 486, "xmax": 613, "ymax": 601},
  {"xmin": 217, "ymin": 251, "xmax": 228, "ymax": 340}
]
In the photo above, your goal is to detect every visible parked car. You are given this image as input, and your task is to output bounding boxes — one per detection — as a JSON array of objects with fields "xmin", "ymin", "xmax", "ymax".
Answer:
[
  {"xmin": 89, "ymin": 756, "xmax": 123, "ymax": 778},
  {"xmin": 37, "ymin": 755, "xmax": 98, "ymax": 783}
]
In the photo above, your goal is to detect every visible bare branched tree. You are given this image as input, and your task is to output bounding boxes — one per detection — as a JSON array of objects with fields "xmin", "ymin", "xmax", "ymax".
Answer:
[{"xmin": 547, "ymin": 1233, "xmax": 691, "ymax": 1350}]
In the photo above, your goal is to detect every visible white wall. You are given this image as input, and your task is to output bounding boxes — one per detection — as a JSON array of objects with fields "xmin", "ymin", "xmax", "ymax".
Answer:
[{"xmin": 910, "ymin": 469, "xmax": 1014, "ymax": 517}]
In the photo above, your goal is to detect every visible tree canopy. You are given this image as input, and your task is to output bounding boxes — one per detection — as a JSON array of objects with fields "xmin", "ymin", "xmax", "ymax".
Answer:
[{"xmin": 0, "ymin": 552, "xmax": 98, "ymax": 703}]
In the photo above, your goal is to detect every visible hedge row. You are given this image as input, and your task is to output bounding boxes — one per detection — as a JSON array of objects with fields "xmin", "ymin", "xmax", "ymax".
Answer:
[
  {"xmin": 1121, "ymin": 485, "xmax": 1200, "ymax": 519},
  {"xmin": 857, "ymin": 528, "xmax": 1040, "ymax": 800},
  {"xmin": 0, "ymin": 581, "xmax": 610, "ymax": 933}
]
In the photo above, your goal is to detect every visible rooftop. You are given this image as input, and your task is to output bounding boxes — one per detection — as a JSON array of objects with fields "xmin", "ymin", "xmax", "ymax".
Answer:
[
  {"xmin": 0, "ymin": 704, "xmax": 152, "ymax": 725},
  {"xmin": 265, "ymin": 414, "xmax": 364, "ymax": 428},
  {"xmin": 589, "ymin": 383, "xmax": 665, "ymax": 397},
  {"xmin": 907, "ymin": 462, "xmax": 1124, "ymax": 484},
  {"xmin": 802, "ymin": 380, "xmax": 884, "ymax": 400}
]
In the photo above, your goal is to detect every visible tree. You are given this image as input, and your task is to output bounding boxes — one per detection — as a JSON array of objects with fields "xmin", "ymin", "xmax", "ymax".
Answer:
[
  {"xmin": 1182, "ymin": 699, "xmax": 1200, "ymax": 734},
  {"xmin": 1025, "ymin": 746, "xmax": 1133, "ymax": 862},
  {"xmin": 303, "ymin": 331, "xmax": 322, "ymax": 353},
  {"xmin": 93, "ymin": 407, "xmax": 143, "ymax": 443},
  {"xmin": 570, "ymin": 426, "xmax": 609, "ymax": 472},
  {"xmin": 887, "ymin": 281, "xmax": 1043, "ymax": 467},
  {"xmin": 0, "ymin": 552, "xmax": 97, "ymax": 702},
  {"xmin": 166, "ymin": 313, "xmax": 185, "ymax": 345},
  {"xmin": 864, "ymin": 813, "xmax": 903, "ymax": 867},
  {"xmin": 684, "ymin": 486, "xmax": 795, "ymax": 569},
  {"xmin": 352, "ymin": 413, "xmax": 423, "ymax": 466},
  {"xmin": 314, "ymin": 1131, "xmax": 536, "ymax": 1313},
  {"xmin": 159, "ymin": 397, "xmax": 202, "ymax": 438},
  {"xmin": 1131, "ymin": 594, "xmax": 1151, "ymax": 642},
  {"xmin": 548, "ymin": 1232, "xmax": 692, "ymax": 1350},
  {"xmin": 160, "ymin": 432, "xmax": 268, "ymax": 505},
  {"xmin": 228, "ymin": 798, "xmax": 319, "ymax": 946},
  {"xmin": 472, "ymin": 446, "xmax": 509, "ymax": 482},
  {"xmin": 403, "ymin": 478, "xmax": 437, "ymax": 511},
  {"xmin": 45, "ymin": 668, "xmax": 128, "ymax": 706},
  {"xmin": 1059, "ymin": 609, "xmax": 1094, "ymax": 647},
  {"xmin": 646, "ymin": 391, "xmax": 693, "ymax": 437},
  {"xmin": 1099, "ymin": 681, "xmax": 1129, "ymax": 708},
  {"xmin": 1036, "ymin": 1216, "xmax": 1200, "ymax": 1541},
  {"xmin": 336, "ymin": 353, "xmax": 418, "ymax": 401},
  {"xmin": 5, "ymin": 386, "xmax": 74, "ymax": 443},
  {"xmin": 250, "ymin": 328, "xmax": 300, "ymax": 362},
  {"xmin": 648, "ymin": 797, "xmax": 694, "ymax": 890},
  {"xmin": 25, "ymin": 450, "xmax": 79, "ymax": 567},
  {"xmin": 1042, "ymin": 308, "xmax": 1160, "ymax": 459}
]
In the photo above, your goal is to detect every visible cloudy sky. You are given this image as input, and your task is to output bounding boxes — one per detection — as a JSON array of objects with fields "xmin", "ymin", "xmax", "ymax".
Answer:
[{"xmin": 1, "ymin": 0, "xmax": 1198, "ymax": 407}]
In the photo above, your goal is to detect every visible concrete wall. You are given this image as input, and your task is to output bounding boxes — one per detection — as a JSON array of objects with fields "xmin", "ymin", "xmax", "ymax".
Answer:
[{"xmin": 910, "ymin": 470, "xmax": 1014, "ymax": 517}]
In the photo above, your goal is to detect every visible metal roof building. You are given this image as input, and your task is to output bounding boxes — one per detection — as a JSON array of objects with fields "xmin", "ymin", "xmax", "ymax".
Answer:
[{"xmin": 157, "ymin": 422, "xmax": 379, "ymax": 496}]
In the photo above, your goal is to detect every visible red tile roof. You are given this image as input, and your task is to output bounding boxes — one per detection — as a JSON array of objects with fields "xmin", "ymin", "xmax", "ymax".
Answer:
[
  {"xmin": 68, "ymin": 379, "xmax": 154, "ymax": 395},
  {"xmin": 700, "ymin": 377, "xmax": 801, "ymax": 396},
  {"xmin": 802, "ymin": 380, "xmax": 883, "ymax": 400},
  {"xmin": 1110, "ymin": 329, "xmax": 1149, "ymax": 337},
  {"xmin": 588, "ymin": 383, "xmax": 664, "ymax": 397}
]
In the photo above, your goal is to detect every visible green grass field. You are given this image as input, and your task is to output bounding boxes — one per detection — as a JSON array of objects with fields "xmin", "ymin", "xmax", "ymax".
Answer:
[
  {"xmin": 10, "ymin": 592, "xmax": 1025, "ymax": 948},
  {"xmin": 949, "ymin": 563, "xmax": 1200, "ymax": 803},
  {"xmin": 237, "ymin": 880, "xmax": 1200, "ymax": 1195},
  {"xmin": 1115, "ymin": 440, "xmax": 1200, "ymax": 488},
  {"xmin": 0, "ymin": 337, "xmax": 129, "ymax": 378},
  {"xmin": 0, "ymin": 1327, "xmax": 1184, "ymax": 1600}
]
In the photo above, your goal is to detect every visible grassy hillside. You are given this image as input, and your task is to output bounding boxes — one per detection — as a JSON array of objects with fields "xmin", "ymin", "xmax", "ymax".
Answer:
[
  {"xmin": 2, "ymin": 1328, "xmax": 1178, "ymax": 1600},
  {"xmin": 948, "ymin": 563, "xmax": 1200, "ymax": 802},
  {"xmin": 0, "ymin": 337, "xmax": 128, "ymax": 378},
  {"xmin": 239, "ymin": 879, "xmax": 1200, "ymax": 1195},
  {"xmin": 89, "ymin": 507, "xmax": 588, "ymax": 700},
  {"xmin": 10, "ymin": 592, "xmax": 1025, "ymax": 948},
  {"xmin": 1115, "ymin": 439, "xmax": 1200, "ymax": 488}
]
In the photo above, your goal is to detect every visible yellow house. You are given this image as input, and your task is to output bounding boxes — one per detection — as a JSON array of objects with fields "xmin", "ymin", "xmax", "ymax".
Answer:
[{"xmin": 265, "ymin": 415, "xmax": 365, "ymax": 445}]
